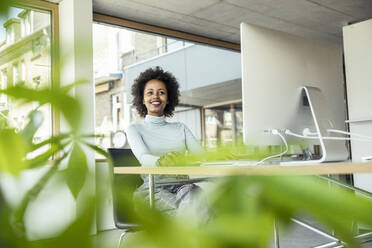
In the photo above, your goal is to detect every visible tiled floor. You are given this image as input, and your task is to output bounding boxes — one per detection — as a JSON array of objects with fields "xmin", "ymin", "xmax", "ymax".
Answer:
[
  {"xmin": 273, "ymin": 223, "xmax": 337, "ymax": 248},
  {"xmin": 274, "ymin": 223, "xmax": 372, "ymax": 248},
  {"xmin": 97, "ymin": 225, "xmax": 372, "ymax": 248}
]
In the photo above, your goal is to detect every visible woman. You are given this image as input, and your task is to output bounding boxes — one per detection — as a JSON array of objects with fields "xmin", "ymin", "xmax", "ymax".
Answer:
[{"xmin": 126, "ymin": 66, "xmax": 204, "ymax": 214}]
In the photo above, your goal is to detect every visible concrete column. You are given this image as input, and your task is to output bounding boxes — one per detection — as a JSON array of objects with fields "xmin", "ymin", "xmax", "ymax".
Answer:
[{"xmin": 59, "ymin": 0, "xmax": 96, "ymax": 230}]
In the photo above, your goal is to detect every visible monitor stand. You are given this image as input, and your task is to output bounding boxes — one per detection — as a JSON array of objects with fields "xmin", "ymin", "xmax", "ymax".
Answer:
[{"xmin": 280, "ymin": 86, "xmax": 348, "ymax": 165}]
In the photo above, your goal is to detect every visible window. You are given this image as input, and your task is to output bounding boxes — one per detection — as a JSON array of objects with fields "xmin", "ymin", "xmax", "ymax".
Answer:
[
  {"xmin": 21, "ymin": 19, "xmax": 25, "ymax": 37},
  {"xmin": 0, "ymin": 69, "xmax": 7, "ymax": 105},
  {"xmin": 32, "ymin": 76, "xmax": 41, "ymax": 88},
  {"xmin": 166, "ymin": 38, "xmax": 191, "ymax": 53},
  {"xmin": 21, "ymin": 60, "xmax": 26, "ymax": 82},
  {"xmin": 13, "ymin": 63, "xmax": 19, "ymax": 84},
  {"xmin": 93, "ymin": 21, "xmax": 241, "ymax": 155},
  {"xmin": 156, "ymin": 37, "xmax": 165, "ymax": 55},
  {"xmin": 26, "ymin": 11, "xmax": 32, "ymax": 34},
  {"xmin": 119, "ymin": 28, "xmax": 134, "ymax": 54},
  {"xmin": 20, "ymin": 10, "xmax": 32, "ymax": 37},
  {"xmin": 204, "ymin": 103, "xmax": 243, "ymax": 148},
  {"xmin": 32, "ymin": 38, "xmax": 41, "ymax": 56},
  {"xmin": 112, "ymin": 93, "xmax": 122, "ymax": 132},
  {"xmin": 6, "ymin": 26, "xmax": 14, "ymax": 45},
  {"xmin": 0, "ymin": 5, "xmax": 53, "ymax": 142}
]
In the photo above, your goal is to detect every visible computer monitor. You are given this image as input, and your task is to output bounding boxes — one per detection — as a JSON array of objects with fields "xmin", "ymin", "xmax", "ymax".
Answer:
[{"xmin": 240, "ymin": 23, "xmax": 348, "ymax": 162}]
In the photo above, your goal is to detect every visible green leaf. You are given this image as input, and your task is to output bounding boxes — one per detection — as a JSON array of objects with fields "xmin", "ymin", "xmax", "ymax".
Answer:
[
  {"xmin": 0, "ymin": 188, "xmax": 27, "ymax": 248},
  {"xmin": 20, "ymin": 110, "xmax": 44, "ymax": 146},
  {"xmin": 59, "ymin": 80, "xmax": 87, "ymax": 95},
  {"xmin": 27, "ymin": 141, "xmax": 70, "ymax": 169},
  {"xmin": 82, "ymin": 141, "xmax": 110, "ymax": 159},
  {"xmin": 78, "ymin": 133, "xmax": 103, "ymax": 139},
  {"xmin": 0, "ymin": 0, "xmax": 11, "ymax": 18},
  {"xmin": 82, "ymin": 141, "xmax": 114, "ymax": 172},
  {"xmin": 0, "ymin": 129, "xmax": 28, "ymax": 176},
  {"xmin": 29, "ymin": 133, "xmax": 71, "ymax": 151},
  {"xmin": 1, "ymin": 84, "xmax": 82, "ymax": 130},
  {"xmin": 66, "ymin": 144, "xmax": 88, "ymax": 199},
  {"xmin": 234, "ymin": 176, "xmax": 372, "ymax": 248}
]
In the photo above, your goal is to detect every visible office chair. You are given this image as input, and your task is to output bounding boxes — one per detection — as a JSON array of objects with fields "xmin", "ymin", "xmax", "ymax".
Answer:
[
  {"xmin": 108, "ymin": 148, "xmax": 208, "ymax": 248},
  {"xmin": 108, "ymin": 148, "xmax": 143, "ymax": 248}
]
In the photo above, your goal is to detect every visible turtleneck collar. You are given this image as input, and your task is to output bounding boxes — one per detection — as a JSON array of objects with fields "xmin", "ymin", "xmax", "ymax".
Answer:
[{"xmin": 144, "ymin": 115, "xmax": 166, "ymax": 126}]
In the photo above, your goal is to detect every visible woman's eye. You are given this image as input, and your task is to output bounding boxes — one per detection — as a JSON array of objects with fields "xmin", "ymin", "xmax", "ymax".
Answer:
[{"xmin": 146, "ymin": 91, "xmax": 152, "ymax": 95}]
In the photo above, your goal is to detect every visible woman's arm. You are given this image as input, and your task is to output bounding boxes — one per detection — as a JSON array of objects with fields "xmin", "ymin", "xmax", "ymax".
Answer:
[{"xmin": 126, "ymin": 125, "xmax": 160, "ymax": 167}]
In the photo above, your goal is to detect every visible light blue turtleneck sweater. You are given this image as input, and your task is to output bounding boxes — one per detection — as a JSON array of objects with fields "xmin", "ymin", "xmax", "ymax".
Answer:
[{"xmin": 126, "ymin": 115, "xmax": 203, "ymax": 167}]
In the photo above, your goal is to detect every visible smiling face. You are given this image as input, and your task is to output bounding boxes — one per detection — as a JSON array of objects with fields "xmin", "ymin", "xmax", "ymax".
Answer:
[{"xmin": 143, "ymin": 79, "xmax": 168, "ymax": 117}]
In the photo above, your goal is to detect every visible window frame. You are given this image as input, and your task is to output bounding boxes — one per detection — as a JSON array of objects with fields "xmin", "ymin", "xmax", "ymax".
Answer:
[{"xmin": 93, "ymin": 13, "xmax": 240, "ymax": 52}]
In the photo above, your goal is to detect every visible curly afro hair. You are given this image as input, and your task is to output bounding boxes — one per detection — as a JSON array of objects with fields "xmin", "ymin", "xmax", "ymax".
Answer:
[{"xmin": 131, "ymin": 66, "xmax": 180, "ymax": 117}]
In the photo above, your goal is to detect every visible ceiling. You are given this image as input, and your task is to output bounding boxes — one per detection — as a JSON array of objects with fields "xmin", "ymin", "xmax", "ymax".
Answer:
[{"xmin": 92, "ymin": 0, "xmax": 372, "ymax": 44}]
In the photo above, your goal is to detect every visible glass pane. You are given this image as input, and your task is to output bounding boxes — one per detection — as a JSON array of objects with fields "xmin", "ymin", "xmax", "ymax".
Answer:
[
  {"xmin": 0, "ymin": 7, "xmax": 52, "ymax": 144},
  {"xmin": 235, "ymin": 103, "xmax": 243, "ymax": 142},
  {"xmin": 204, "ymin": 103, "xmax": 243, "ymax": 149},
  {"xmin": 93, "ymin": 22, "xmax": 241, "ymax": 156}
]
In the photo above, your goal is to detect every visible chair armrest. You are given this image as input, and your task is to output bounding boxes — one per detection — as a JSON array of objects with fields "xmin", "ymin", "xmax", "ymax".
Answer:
[{"xmin": 154, "ymin": 177, "xmax": 211, "ymax": 187}]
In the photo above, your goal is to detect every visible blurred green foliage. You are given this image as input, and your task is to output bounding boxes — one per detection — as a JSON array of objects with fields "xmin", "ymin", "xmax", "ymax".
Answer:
[
  {"xmin": 157, "ymin": 142, "xmax": 291, "ymax": 167},
  {"xmin": 0, "ymin": 0, "xmax": 11, "ymax": 17},
  {"xmin": 122, "ymin": 176, "xmax": 372, "ymax": 248},
  {"xmin": 0, "ymin": 84, "xmax": 105, "ymax": 247},
  {"xmin": 1, "ymin": 2, "xmax": 372, "ymax": 248}
]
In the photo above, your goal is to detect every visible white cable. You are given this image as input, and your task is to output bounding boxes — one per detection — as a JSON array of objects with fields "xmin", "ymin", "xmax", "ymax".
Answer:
[
  {"xmin": 255, "ymin": 130, "xmax": 289, "ymax": 165},
  {"xmin": 300, "ymin": 128, "xmax": 372, "ymax": 140},
  {"xmin": 327, "ymin": 129, "xmax": 372, "ymax": 140},
  {"xmin": 302, "ymin": 128, "xmax": 319, "ymax": 136},
  {"xmin": 285, "ymin": 129, "xmax": 372, "ymax": 142},
  {"xmin": 362, "ymin": 155, "xmax": 372, "ymax": 162}
]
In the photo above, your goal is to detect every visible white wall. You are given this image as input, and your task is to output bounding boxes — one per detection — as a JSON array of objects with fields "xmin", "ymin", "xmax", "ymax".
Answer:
[
  {"xmin": 124, "ymin": 44, "xmax": 241, "ymax": 104},
  {"xmin": 240, "ymin": 23, "xmax": 346, "ymax": 149},
  {"xmin": 343, "ymin": 19, "xmax": 372, "ymax": 192}
]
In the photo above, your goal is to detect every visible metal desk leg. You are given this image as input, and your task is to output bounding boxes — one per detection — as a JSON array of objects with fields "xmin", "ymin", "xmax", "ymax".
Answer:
[
  {"xmin": 148, "ymin": 174, "xmax": 155, "ymax": 208},
  {"xmin": 274, "ymin": 219, "xmax": 280, "ymax": 248}
]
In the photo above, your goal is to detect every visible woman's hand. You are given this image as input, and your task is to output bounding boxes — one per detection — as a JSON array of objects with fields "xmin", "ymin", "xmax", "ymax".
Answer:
[{"xmin": 157, "ymin": 152, "xmax": 181, "ymax": 167}]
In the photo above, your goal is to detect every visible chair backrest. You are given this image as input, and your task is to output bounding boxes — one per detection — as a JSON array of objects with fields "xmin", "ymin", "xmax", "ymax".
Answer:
[{"xmin": 108, "ymin": 148, "xmax": 143, "ymax": 229}]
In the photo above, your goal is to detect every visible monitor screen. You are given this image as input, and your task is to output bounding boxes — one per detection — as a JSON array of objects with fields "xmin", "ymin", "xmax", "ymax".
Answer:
[{"xmin": 240, "ymin": 23, "xmax": 348, "ymax": 162}]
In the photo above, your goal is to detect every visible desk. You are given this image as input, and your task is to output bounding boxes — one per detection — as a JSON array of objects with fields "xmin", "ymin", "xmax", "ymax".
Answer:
[
  {"xmin": 114, "ymin": 162, "xmax": 372, "ymax": 207},
  {"xmin": 114, "ymin": 162, "xmax": 372, "ymax": 248},
  {"xmin": 114, "ymin": 162, "xmax": 372, "ymax": 176}
]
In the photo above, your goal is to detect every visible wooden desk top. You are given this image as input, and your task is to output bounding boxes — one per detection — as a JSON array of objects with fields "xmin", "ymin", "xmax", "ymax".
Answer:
[{"xmin": 114, "ymin": 162, "xmax": 372, "ymax": 176}]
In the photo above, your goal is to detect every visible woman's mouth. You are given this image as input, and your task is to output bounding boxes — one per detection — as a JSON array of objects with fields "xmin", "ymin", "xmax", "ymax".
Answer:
[{"xmin": 151, "ymin": 101, "xmax": 161, "ymax": 106}]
